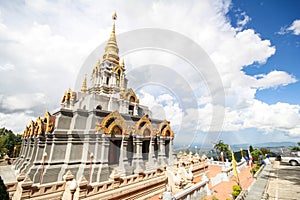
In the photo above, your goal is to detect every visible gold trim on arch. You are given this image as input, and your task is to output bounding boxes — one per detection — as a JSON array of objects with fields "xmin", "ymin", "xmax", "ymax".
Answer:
[
  {"xmin": 96, "ymin": 111, "xmax": 129, "ymax": 135},
  {"xmin": 157, "ymin": 120, "xmax": 174, "ymax": 137},
  {"xmin": 121, "ymin": 88, "xmax": 139, "ymax": 103},
  {"xmin": 134, "ymin": 115, "xmax": 154, "ymax": 137}
]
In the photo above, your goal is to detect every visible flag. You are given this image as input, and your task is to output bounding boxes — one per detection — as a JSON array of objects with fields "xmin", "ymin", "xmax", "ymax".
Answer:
[
  {"xmin": 248, "ymin": 148, "xmax": 253, "ymax": 168},
  {"xmin": 232, "ymin": 151, "xmax": 239, "ymax": 179}
]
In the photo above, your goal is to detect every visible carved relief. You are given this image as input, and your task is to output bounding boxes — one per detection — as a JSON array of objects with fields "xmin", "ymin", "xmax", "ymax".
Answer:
[
  {"xmin": 96, "ymin": 111, "xmax": 129, "ymax": 135},
  {"xmin": 135, "ymin": 115, "xmax": 154, "ymax": 137},
  {"xmin": 120, "ymin": 88, "xmax": 139, "ymax": 103},
  {"xmin": 34, "ymin": 116, "xmax": 44, "ymax": 136},
  {"xmin": 157, "ymin": 120, "xmax": 174, "ymax": 137},
  {"xmin": 43, "ymin": 110, "xmax": 55, "ymax": 133}
]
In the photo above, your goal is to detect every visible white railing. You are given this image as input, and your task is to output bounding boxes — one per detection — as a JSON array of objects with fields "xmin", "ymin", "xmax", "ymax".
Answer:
[{"xmin": 171, "ymin": 179, "xmax": 210, "ymax": 200}]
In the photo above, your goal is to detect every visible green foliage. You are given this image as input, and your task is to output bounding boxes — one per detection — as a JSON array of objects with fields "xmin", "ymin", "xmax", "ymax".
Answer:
[
  {"xmin": 232, "ymin": 185, "xmax": 242, "ymax": 199},
  {"xmin": 250, "ymin": 165, "xmax": 261, "ymax": 175},
  {"xmin": 0, "ymin": 176, "xmax": 9, "ymax": 200},
  {"xmin": 291, "ymin": 146, "xmax": 300, "ymax": 151},
  {"xmin": 214, "ymin": 140, "xmax": 231, "ymax": 160},
  {"xmin": 0, "ymin": 128, "xmax": 22, "ymax": 159},
  {"xmin": 291, "ymin": 142, "xmax": 300, "ymax": 151},
  {"xmin": 250, "ymin": 149, "xmax": 263, "ymax": 162},
  {"xmin": 212, "ymin": 196, "xmax": 219, "ymax": 200},
  {"xmin": 259, "ymin": 148, "xmax": 271, "ymax": 155},
  {"xmin": 249, "ymin": 145, "xmax": 254, "ymax": 153}
]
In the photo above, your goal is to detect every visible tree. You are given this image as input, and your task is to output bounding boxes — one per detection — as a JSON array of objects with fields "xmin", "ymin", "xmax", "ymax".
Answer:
[
  {"xmin": 251, "ymin": 149, "xmax": 263, "ymax": 162},
  {"xmin": 214, "ymin": 140, "xmax": 231, "ymax": 160},
  {"xmin": 0, "ymin": 128, "xmax": 22, "ymax": 158},
  {"xmin": 249, "ymin": 145, "xmax": 254, "ymax": 153},
  {"xmin": 291, "ymin": 142, "xmax": 300, "ymax": 151},
  {"xmin": 259, "ymin": 148, "xmax": 271, "ymax": 155}
]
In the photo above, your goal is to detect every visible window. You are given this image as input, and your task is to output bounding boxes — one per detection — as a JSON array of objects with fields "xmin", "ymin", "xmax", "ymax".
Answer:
[{"xmin": 96, "ymin": 105, "xmax": 102, "ymax": 110}]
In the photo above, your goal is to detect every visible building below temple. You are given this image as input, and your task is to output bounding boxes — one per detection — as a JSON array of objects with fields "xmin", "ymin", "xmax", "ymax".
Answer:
[{"xmin": 13, "ymin": 12, "xmax": 175, "ymax": 185}]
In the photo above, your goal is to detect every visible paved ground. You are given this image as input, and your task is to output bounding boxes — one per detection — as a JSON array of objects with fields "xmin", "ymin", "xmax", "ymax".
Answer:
[
  {"xmin": 266, "ymin": 161, "xmax": 300, "ymax": 200},
  {"xmin": 148, "ymin": 165, "xmax": 254, "ymax": 200},
  {"xmin": 206, "ymin": 165, "xmax": 254, "ymax": 200},
  {"xmin": 245, "ymin": 164, "xmax": 272, "ymax": 200},
  {"xmin": 0, "ymin": 165, "xmax": 17, "ymax": 183}
]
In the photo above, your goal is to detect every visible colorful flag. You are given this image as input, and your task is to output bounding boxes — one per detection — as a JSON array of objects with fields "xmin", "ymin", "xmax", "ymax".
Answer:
[
  {"xmin": 248, "ymin": 148, "xmax": 253, "ymax": 168},
  {"xmin": 232, "ymin": 151, "xmax": 239, "ymax": 179}
]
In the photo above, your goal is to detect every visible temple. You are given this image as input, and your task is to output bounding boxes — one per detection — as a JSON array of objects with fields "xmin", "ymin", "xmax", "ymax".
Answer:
[{"xmin": 13, "ymin": 12, "xmax": 175, "ymax": 184}]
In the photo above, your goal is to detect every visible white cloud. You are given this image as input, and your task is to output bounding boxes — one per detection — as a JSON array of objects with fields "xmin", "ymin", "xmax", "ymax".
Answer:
[
  {"xmin": 138, "ymin": 91, "xmax": 183, "ymax": 129},
  {"xmin": 0, "ymin": 0, "xmax": 299, "ymax": 141},
  {"xmin": 1, "ymin": 93, "xmax": 48, "ymax": 111},
  {"xmin": 288, "ymin": 19, "xmax": 300, "ymax": 35},
  {"xmin": 254, "ymin": 70, "xmax": 297, "ymax": 90},
  {"xmin": 237, "ymin": 12, "xmax": 251, "ymax": 28},
  {"xmin": 0, "ymin": 63, "xmax": 15, "ymax": 71},
  {"xmin": 0, "ymin": 112, "xmax": 35, "ymax": 134}
]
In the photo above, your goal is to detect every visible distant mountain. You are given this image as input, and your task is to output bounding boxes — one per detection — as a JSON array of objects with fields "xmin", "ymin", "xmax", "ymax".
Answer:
[
  {"xmin": 173, "ymin": 141, "xmax": 297, "ymax": 151},
  {"xmin": 230, "ymin": 141, "xmax": 297, "ymax": 149},
  {"xmin": 253, "ymin": 141, "xmax": 297, "ymax": 148}
]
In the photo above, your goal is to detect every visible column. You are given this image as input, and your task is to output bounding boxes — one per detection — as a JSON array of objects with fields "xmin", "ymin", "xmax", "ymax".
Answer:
[
  {"xmin": 132, "ymin": 136, "xmax": 143, "ymax": 174},
  {"xmin": 168, "ymin": 138, "xmax": 175, "ymax": 166},
  {"xmin": 158, "ymin": 137, "xmax": 166, "ymax": 167},
  {"xmin": 134, "ymin": 104, "xmax": 138, "ymax": 116},
  {"xmin": 98, "ymin": 134, "xmax": 110, "ymax": 182},
  {"xmin": 27, "ymin": 135, "xmax": 46, "ymax": 179},
  {"xmin": 146, "ymin": 137, "xmax": 157, "ymax": 171},
  {"xmin": 118, "ymin": 136, "xmax": 130, "ymax": 176}
]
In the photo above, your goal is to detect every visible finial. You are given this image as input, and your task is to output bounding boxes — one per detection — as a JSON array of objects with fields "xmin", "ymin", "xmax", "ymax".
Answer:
[
  {"xmin": 81, "ymin": 74, "xmax": 87, "ymax": 93},
  {"xmin": 112, "ymin": 11, "xmax": 117, "ymax": 20},
  {"xmin": 102, "ymin": 11, "xmax": 119, "ymax": 64},
  {"xmin": 120, "ymin": 58, "xmax": 125, "ymax": 68}
]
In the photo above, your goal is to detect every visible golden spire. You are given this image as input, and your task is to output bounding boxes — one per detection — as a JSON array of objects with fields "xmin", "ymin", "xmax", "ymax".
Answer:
[
  {"xmin": 103, "ymin": 11, "xmax": 119, "ymax": 65},
  {"xmin": 120, "ymin": 58, "xmax": 125, "ymax": 68},
  {"xmin": 81, "ymin": 75, "xmax": 87, "ymax": 93}
]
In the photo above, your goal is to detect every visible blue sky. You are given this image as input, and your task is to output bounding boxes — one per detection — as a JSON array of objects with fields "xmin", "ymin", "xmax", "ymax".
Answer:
[
  {"xmin": 0, "ymin": 0, "xmax": 300, "ymax": 146},
  {"xmin": 229, "ymin": 0, "xmax": 300, "ymax": 105}
]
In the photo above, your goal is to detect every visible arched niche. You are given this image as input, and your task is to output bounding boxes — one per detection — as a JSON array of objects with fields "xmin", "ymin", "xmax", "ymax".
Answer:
[{"xmin": 96, "ymin": 111, "xmax": 129, "ymax": 135}]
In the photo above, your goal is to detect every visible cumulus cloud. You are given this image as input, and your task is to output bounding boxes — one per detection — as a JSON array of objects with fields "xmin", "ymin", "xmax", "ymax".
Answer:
[
  {"xmin": 288, "ymin": 19, "xmax": 300, "ymax": 35},
  {"xmin": 278, "ymin": 19, "xmax": 300, "ymax": 35},
  {"xmin": 236, "ymin": 12, "xmax": 251, "ymax": 28},
  {"xmin": 0, "ymin": 112, "xmax": 36, "ymax": 133},
  {"xmin": 254, "ymin": 70, "xmax": 297, "ymax": 90},
  {"xmin": 0, "ymin": 93, "xmax": 48, "ymax": 112},
  {"xmin": 0, "ymin": 0, "xmax": 299, "ymax": 143}
]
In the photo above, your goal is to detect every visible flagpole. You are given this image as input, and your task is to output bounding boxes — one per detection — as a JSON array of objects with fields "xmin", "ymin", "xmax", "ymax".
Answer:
[{"xmin": 231, "ymin": 151, "xmax": 240, "ymax": 187}]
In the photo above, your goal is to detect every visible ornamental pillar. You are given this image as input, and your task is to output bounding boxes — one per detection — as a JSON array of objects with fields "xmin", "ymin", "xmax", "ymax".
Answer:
[
  {"xmin": 132, "ymin": 136, "xmax": 143, "ymax": 174},
  {"xmin": 158, "ymin": 137, "xmax": 166, "ymax": 167},
  {"xmin": 118, "ymin": 136, "xmax": 130, "ymax": 176},
  {"xmin": 147, "ymin": 137, "xmax": 157, "ymax": 170}
]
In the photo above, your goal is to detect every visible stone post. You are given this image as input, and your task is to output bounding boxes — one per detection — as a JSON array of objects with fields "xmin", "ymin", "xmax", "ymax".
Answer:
[
  {"xmin": 12, "ymin": 176, "xmax": 33, "ymax": 200},
  {"xmin": 132, "ymin": 136, "xmax": 143, "ymax": 174},
  {"xmin": 13, "ymin": 138, "xmax": 26, "ymax": 168},
  {"xmin": 168, "ymin": 138, "xmax": 175, "ymax": 166},
  {"xmin": 23, "ymin": 136, "xmax": 38, "ymax": 172},
  {"xmin": 18, "ymin": 138, "xmax": 32, "ymax": 171},
  {"xmin": 147, "ymin": 137, "xmax": 157, "ymax": 171},
  {"xmin": 98, "ymin": 134, "xmax": 110, "ymax": 182},
  {"xmin": 158, "ymin": 137, "xmax": 166, "ymax": 167},
  {"xmin": 118, "ymin": 136, "xmax": 130, "ymax": 176},
  {"xmin": 27, "ymin": 135, "xmax": 46, "ymax": 179},
  {"xmin": 134, "ymin": 104, "xmax": 138, "ymax": 116}
]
